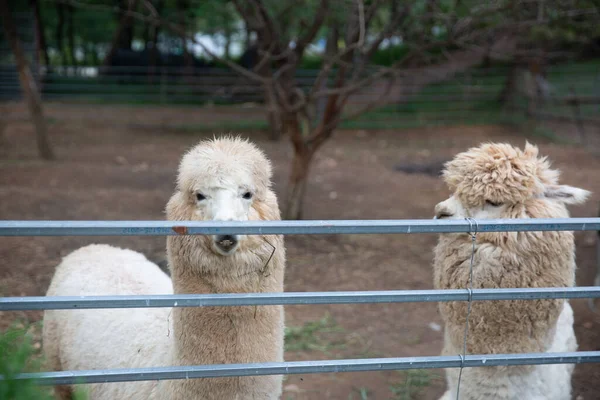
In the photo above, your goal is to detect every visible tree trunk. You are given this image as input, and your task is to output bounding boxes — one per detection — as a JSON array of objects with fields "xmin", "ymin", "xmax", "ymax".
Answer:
[
  {"xmin": 264, "ymin": 87, "xmax": 283, "ymax": 141},
  {"xmin": 0, "ymin": 0, "xmax": 54, "ymax": 160},
  {"xmin": 56, "ymin": 4, "xmax": 67, "ymax": 66},
  {"xmin": 148, "ymin": 0, "xmax": 163, "ymax": 82},
  {"xmin": 90, "ymin": 43, "xmax": 99, "ymax": 65},
  {"xmin": 284, "ymin": 147, "xmax": 314, "ymax": 220},
  {"xmin": 224, "ymin": 27, "xmax": 232, "ymax": 60},
  {"xmin": 67, "ymin": 5, "xmax": 77, "ymax": 65},
  {"xmin": 498, "ymin": 62, "xmax": 520, "ymax": 108},
  {"xmin": 257, "ymin": 52, "xmax": 283, "ymax": 141},
  {"xmin": 117, "ymin": 0, "xmax": 135, "ymax": 50},
  {"xmin": 181, "ymin": 36, "xmax": 192, "ymax": 69},
  {"xmin": 103, "ymin": 0, "xmax": 139, "ymax": 67},
  {"xmin": 143, "ymin": 18, "xmax": 150, "ymax": 50},
  {"xmin": 176, "ymin": 0, "xmax": 193, "ymax": 87},
  {"xmin": 244, "ymin": 21, "xmax": 252, "ymax": 49},
  {"xmin": 317, "ymin": 25, "xmax": 339, "ymax": 123},
  {"xmin": 31, "ymin": 0, "xmax": 50, "ymax": 67}
]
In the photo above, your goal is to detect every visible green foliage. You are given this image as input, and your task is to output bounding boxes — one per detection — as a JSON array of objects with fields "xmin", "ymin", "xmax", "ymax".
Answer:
[
  {"xmin": 192, "ymin": 1, "xmax": 239, "ymax": 42},
  {"xmin": 0, "ymin": 323, "xmax": 87, "ymax": 400},
  {"xmin": 0, "ymin": 324, "xmax": 52, "ymax": 400},
  {"xmin": 369, "ymin": 44, "xmax": 410, "ymax": 66},
  {"xmin": 38, "ymin": 1, "xmax": 117, "ymax": 66},
  {"xmin": 299, "ymin": 54, "xmax": 323, "ymax": 69},
  {"xmin": 32, "ymin": 0, "xmax": 600, "ymax": 70}
]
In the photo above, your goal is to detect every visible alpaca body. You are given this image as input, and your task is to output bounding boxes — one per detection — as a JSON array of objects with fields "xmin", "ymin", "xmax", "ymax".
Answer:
[
  {"xmin": 44, "ymin": 245, "xmax": 173, "ymax": 400},
  {"xmin": 433, "ymin": 142, "xmax": 589, "ymax": 400},
  {"xmin": 43, "ymin": 244, "xmax": 284, "ymax": 400},
  {"xmin": 438, "ymin": 301, "xmax": 576, "ymax": 400},
  {"xmin": 43, "ymin": 137, "xmax": 286, "ymax": 400}
]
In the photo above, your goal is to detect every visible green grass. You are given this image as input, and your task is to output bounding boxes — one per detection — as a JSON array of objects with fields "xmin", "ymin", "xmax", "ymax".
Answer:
[
  {"xmin": 284, "ymin": 314, "xmax": 346, "ymax": 353},
  {"xmin": 0, "ymin": 322, "xmax": 87, "ymax": 400},
  {"xmin": 0, "ymin": 322, "xmax": 56, "ymax": 400},
  {"xmin": 390, "ymin": 370, "xmax": 440, "ymax": 400},
  {"xmin": 348, "ymin": 386, "xmax": 372, "ymax": 400}
]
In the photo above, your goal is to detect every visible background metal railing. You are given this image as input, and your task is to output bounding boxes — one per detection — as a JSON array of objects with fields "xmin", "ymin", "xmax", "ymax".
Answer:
[
  {"xmin": 2, "ymin": 64, "xmax": 599, "ymax": 135},
  {"xmin": 1, "ymin": 218, "xmax": 600, "ymax": 388}
]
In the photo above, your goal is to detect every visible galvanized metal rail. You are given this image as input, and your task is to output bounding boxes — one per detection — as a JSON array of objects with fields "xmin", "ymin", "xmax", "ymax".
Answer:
[
  {"xmin": 2, "ymin": 218, "xmax": 599, "ymax": 386},
  {"xmin": 2, "ymin": 287, "xmax": 600, "ymax": 311},
  {"xmin": 9, "ymin": 352, "xmax": 600, "ymax": 385},
  {"xmin": 1, "ymin": 218, "xmax": 599, "ymax": 236}
]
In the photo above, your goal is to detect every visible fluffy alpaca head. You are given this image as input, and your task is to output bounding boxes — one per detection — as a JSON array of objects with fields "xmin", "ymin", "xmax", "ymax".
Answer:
[
  {"xmin": 434, "ymin": 142, "xmax": 590, "ymax": 221},
  {"xmin": 168, "ymin": 135, "xmax": 276, "ymax": 256}
]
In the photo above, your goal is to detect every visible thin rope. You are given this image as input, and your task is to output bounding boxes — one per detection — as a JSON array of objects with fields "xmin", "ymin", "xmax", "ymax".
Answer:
[{"xmin": 456, "ymin": 217, "xmax": 478, "ymax": 400}]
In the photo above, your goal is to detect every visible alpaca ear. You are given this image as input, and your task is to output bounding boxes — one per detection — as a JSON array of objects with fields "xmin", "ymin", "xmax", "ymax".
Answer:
[
  {"xmin": 524, "ymin": 141, "xmax": 539, "ymax": 158},
  {"xmin": 543, "ymin": 185, "xmax": 591, "ymax": 205}
]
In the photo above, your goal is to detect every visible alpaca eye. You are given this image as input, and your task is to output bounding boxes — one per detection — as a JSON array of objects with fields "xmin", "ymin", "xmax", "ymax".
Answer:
[
  {"xmin": 196, "ymin": 193, "xmax": 206, "ymax": 201},
  {"xmin": 485, "ymin": 200, "xmax": 503, "ymax": 207},
  {"xmin": 243, "ymin": 192, "xmax": 253, "ymax": 200}
]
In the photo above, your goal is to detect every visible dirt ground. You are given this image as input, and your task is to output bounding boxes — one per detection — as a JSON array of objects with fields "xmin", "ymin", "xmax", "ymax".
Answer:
[{"xmin": 1, "ymin": 103, "xmax": 599, "ymax": 400}]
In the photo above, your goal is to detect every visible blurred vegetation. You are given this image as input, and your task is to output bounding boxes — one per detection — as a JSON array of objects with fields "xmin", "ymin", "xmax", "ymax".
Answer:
[
  {"xmin": 0, "ymin": 0, "xmax": 594, "ymax": 68},
  {"xmin": 32, "ymin": 59, "xmax": 598, "ymax": 134},
  {"xmin": 0, "ymin": 322, "xmax": 88, "ymax": 400}
]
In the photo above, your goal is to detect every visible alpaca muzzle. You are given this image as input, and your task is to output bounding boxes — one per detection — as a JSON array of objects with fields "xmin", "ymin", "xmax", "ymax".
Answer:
[
  {"xmin": 213, "ymin": 234, "xmax": 239, "ymax": 254},
  {"xmin": 434, "ymin": 203, "xmax": 454, "ymax": 220}
]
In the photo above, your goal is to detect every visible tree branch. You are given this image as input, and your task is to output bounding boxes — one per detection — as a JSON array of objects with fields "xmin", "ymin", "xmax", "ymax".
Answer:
[
  {"xmin": 332, "ymin": 74, "xmax": 397, "ymax": 128},
  {"xmin": 249, "ymin": 0, "xmax": 279, "ymax": 44},
  {"xmin": 364, "ymin": 0, "xmax": 385, "ymax": 25},
  {"xmin": 364, "ymin": 4, "xmax": 411, "ymax": 59},
  {"xmin": 231, "ymin": 0, "xmax": 259, "ymax": 31},
  {"xmin": 356, "ymin": 0, "xmax": 365, "ymax": 49},
  {"xmin": 294, "ymin": 0, "xmax": 329, "ymax": 57}
]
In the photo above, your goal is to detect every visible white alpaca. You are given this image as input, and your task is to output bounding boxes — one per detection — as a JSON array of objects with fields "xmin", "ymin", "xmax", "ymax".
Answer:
[
  {"xmin": 43, "ymin": 136, "xmax": 286, "ymax": 400},
  {"xmin": 433, "ymin": 142, "xmax": 590, "ymax": 400}
]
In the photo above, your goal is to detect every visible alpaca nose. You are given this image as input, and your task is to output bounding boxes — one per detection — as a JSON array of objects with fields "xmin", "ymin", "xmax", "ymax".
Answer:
[
  {"xmin": 434, "ymin": 204, "xmax": 453, "ymax": 219},
  {"xmin": 214, "ymin": 234, "xmax": 239, "ymax": 254}
]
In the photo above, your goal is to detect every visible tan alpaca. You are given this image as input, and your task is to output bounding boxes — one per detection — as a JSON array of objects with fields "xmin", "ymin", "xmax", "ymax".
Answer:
[
  {"xmin": 43, "ymin": 136, "xmax": 286, "ymax": 400},
  {"xmin": 433, "ymin": 142, "xmax": 590, "ymax": 400}
]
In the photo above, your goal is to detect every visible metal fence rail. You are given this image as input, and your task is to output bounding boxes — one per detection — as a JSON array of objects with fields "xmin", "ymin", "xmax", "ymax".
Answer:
[
  {"xmin": 13, "ymin": 352, "xmax": 600, "ymax": 386},
  {"xmin": 1, "ymin": 218, "xmax": 600, "ymax": 387},
  {"xmin": 2, "ymin": 287, "xmax": 600, "ymax": 311},
  {"xmin": 2, "ymin": 218, "xmax": 600, "ymax": 236}
]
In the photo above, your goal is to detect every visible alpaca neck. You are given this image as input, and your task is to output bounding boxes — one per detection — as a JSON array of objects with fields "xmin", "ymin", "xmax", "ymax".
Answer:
[
  {"xmin": 159, "ymin": 259, "xmax": 284, "ymax": 398},
  {"xmin": 165, "ymin": 239, "xmax": 285, "ymax": 367},
  {"xmin": 434, "ymin": 233, "xmax": 573, "ymax": 355}
]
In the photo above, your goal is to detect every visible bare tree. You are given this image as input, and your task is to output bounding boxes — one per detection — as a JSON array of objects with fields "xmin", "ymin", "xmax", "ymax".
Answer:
[
  {"xmin": 230, "ymin": 0, "xmax": 517, "ymax": 219},
  {"xmin": 103, "ymin": 0, "xmax": 139, "ymax": 67},
  {"xmin": 67, "ymin": 4, "xmax": 77, "ymax": 65},
  {"xmin": 0, "ymin": 0, "xmax": 55, "ymax": 160},
  {"xmin": 56, "ymin": 0, "xmax": 586, "ymax": 219},
  {"xmin": 56, "ymin": 3, "xmax": 67, "ymax": 65},
  {"xmin": 31, "ymin": 0, "xmax": 50, "ymax": 67},
  {"xmin": 147, "ymin": 0, "xmax": 163, "ymax": 81},
  {"xmin": 178, "ymin": 0, "xmax": 194, "ymax": 66}
]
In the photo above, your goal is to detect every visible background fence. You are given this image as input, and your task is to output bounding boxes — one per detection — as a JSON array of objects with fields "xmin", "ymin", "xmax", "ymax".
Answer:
[
  {"xmin": 1, "ymin": 217, "xmax": 600, "ymax": 389},
  {"xmin": 1, "ymin": 61, "xmax": 599, "ymax": 136}
]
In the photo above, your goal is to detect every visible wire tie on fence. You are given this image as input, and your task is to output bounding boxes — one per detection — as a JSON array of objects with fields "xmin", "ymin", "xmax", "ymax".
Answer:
[{"xmin": 456, "ymin": 217, "xmax": 478, "ymax": 400}]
